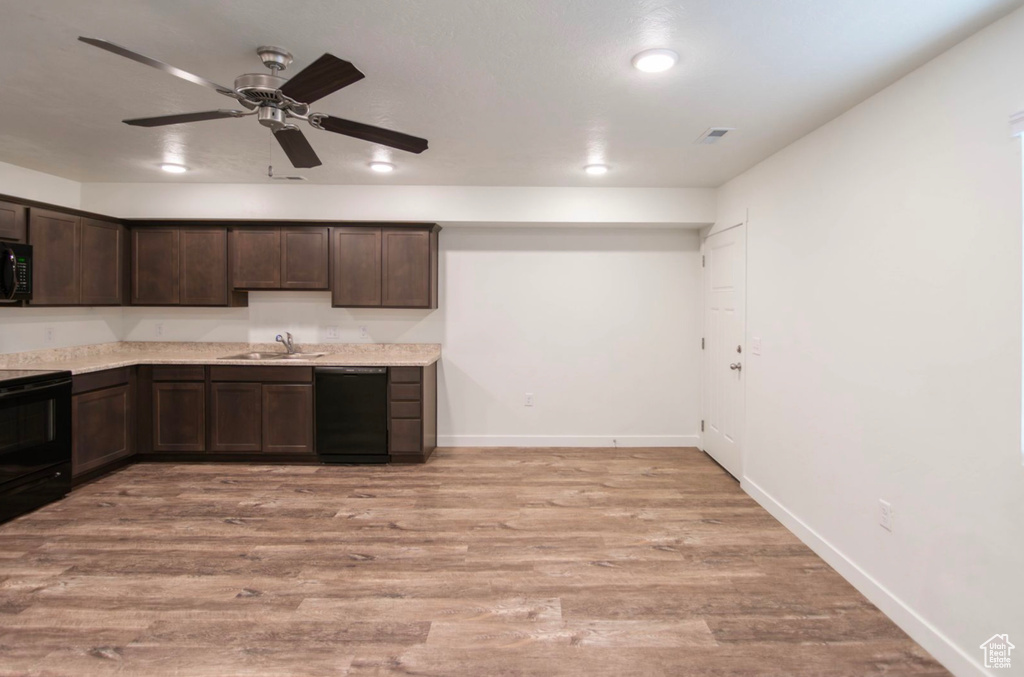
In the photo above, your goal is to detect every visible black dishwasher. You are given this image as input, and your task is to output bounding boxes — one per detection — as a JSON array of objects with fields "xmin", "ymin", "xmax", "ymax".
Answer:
[{"xmin": 315, "ymin": 367, "xmax": 389, "ymax": 463}]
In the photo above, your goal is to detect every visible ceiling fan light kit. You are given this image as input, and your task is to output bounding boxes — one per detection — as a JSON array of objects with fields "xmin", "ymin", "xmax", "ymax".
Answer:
[{"xmin": 77, "ymin": 37, "xmax": 429, "ymax": 172}]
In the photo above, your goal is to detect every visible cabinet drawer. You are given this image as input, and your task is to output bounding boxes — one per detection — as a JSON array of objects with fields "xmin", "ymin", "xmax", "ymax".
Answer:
[
  {"xmin": 389, "ymin": 383, "xmax": 421, "ymax": 401},
  {"xmin": 389, "ymin": 367, "xmax": 421, "ymax": 383},
  {"xmin": 389, "ymin": 418, "xmax": 422, "ymax": 453},
  {"xmin": 209, "ymin": 366, "xmax": 313, "ymax": 383},
  {"xmin": 390, "ymin": 401, "xmax": 421, "ymax": 419},
  {"xmin": 152, "ymin": 365, "xmax": 206, "ymax": 381},
  {"xmin": 73, "ymin": 367, "xmax": 131, "ymax": 394}
]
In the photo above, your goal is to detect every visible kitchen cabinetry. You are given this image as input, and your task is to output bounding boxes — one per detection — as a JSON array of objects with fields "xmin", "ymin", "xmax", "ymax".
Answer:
[
  {"xmin": 29, "ymin": 209, "xmax": 79, "ymax": 305},
  {"xmin": 210, "ymin": 382, "xmax": 262, "ymax": 452},
  {"xmin": 71, "ymin": 368, "xmax": 134, "ymax": 478},
  {"xmin": 331, "ymin": 226, "xmax": 381, "ymax": 307},
  {"xmin": 150, "ymin": 366, "xmax": 206, "ymax": 452},
  {"xmin": 387, "ymin": 364, "xmax": 437, "ymax": 463},
  {"xmin": 230, "ymin": 227, "xmax": 329, "ymax": 290},
  {"xmin": 0, "ymin": 200, "xmax": 27, "ymax": 242},
  {"xmin": 132, "ymin": 226, "xmax": 241, "ymax": 306},
  {"xmin": 331, "ymin": 225, "xmax": 438, "ymax": 309},
  {"xmin": 31, "ymin": 210, "xmax": 126, "ymax": 307},
  {"xmin": 80, "ymin": 218, "xmax": 126, "ymax": 305},
  {"xmin": 29, "ymin": 210, "xmax": 126, "ymax": 306},
  {"xmin": 208, "ymin": 366, "xmax": 314, "ymax": 455}
]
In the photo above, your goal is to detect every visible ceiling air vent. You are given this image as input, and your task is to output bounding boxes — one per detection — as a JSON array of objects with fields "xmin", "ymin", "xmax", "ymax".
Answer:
[
  {"xmin": 695, "ymin": 127, "xmax": 734, "ymax": 145},
  {"xmin": 271, "ymin": 175, "xmax": 308, "ymax": 181}
]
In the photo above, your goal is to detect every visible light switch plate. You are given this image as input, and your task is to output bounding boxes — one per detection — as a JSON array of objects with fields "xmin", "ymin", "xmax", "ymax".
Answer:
[{"xmin": 751, "ymin": 336, "xmax": 762, "ymax": 355}]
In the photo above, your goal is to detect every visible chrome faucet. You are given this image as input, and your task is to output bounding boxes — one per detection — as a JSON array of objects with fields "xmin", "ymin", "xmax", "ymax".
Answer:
[{"xmin": 275, "ymin": 332, "xmax": 296, "ymax": 354}]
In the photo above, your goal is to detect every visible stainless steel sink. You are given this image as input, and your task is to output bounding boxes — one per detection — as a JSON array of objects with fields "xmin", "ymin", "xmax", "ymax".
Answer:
[{"xmin": 219, "ymin": 352, "xmax": 325, "ymax": 361}]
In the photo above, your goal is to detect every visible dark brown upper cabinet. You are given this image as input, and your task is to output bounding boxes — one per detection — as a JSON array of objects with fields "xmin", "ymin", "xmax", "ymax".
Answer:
[
  {"xmin": 180, "ymin": 228, "xmax": 229, "ymax": 306},
  {"xmin": 29, "ymin": 209, "xmax": 81, "ymax": 305},
  {"xmin": 30, "ymin": 211, "xmax": 126, "ymax": 306},
  {"xmin": 230, "ymin": 228, "xmax": 281, "ymax": 289},
  {"xmin": 331, "ymin": 225, "xmax": 438, "ymax": 309},
  {"xmin": 281, "ymin": 227, "xmax": 329, "ymax": 289},
  {"xmin": 331, "ymin": 226, "xmax": 382, "ymax": 307},
  {"xmin": 230, "ymin": 227, "xmax": 328, "ymax": 290},
  {"xmin": 382, "ymin": 227, "xmax": 438, "ymax": 309},
  {"xmin": 0, "ymin": 200, "xmax": 27, "ymax": 242},
  {"xmin": 79, "ymin": 218, "xmax": 126, "ymax": 306},
  {"xmin": 132, "ymin": 227, "xmax": 180, "ymax": 305},
  {"xmin": 132, "ymin": 226, "xmax": 240, "ymax": 307}
]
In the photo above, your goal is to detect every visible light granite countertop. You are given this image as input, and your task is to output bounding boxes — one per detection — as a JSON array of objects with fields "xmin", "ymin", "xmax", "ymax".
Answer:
[{"xmin": 0, "ymin": 342, "xmax": 441, "ymax": 375}]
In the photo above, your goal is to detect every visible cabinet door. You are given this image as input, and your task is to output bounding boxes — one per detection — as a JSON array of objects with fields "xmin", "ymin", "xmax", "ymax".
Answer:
[
  {"xmin": 29, "ymin": 209, "xmax": 80, "ymax": 305},
  {"xmin": 152, "ymin": 382, "xmax": 205, "ymax": 452},
  {"xmin": 210, "ymin": 382, "xmax": 262, "ymax": 452},
  {"xmin": 79, "ymin": 218, "xmax": 124, "ymax": 306},
  {"xmin": 231, "ymin": 228, "xmax": 281, "ymax": 289},
  {"xmin": 331, "ymin": 227, "xmax": 381, "ymax": 307},
  {"xmin": 72, "ymin": 384, "xmax": 132, "ymax": 477},
  {"xmin": 132, "ymin": 228, "xmax": 180, "ymax": 305},
  {"xmin": 0, "ymin": 200, "xmax": 27, "ymax": 242},
  {"xmin": 262, "ymin": 384, "xmax": 314, "ymax": 454},
  {"xmin": 382, "ymin": 228, "xmax": 433, "ymax": 308},
  {"xmin": 180, "ymin": 228, "xmax": 228, "ymax": 306},
  {"xmin": 281, "ymin": 227, "xmax": 329, "ymax": 289}
]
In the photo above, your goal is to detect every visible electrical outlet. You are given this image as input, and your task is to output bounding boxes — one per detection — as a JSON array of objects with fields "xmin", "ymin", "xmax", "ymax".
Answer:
[
  {"xmin": 43, "ymin": 327, "xmax": 54, "ymax": 344},
  {"xmin": 359, "ymin": 326, "xmax": 369, "ymax": 339},
  {"xmin": 879, "ymin": 499, "xmax": 893, "ymax": 532},
  {"xmin": 155, "ymin": 322, "xmax": 164, "ymax": 338},
  {"xmin": 524, "ymin": 393, "xmax": 534, "ymax": 407},
  {"xmin": 325, "ymin": 326, "xmax": 341, "ymax": 340}
]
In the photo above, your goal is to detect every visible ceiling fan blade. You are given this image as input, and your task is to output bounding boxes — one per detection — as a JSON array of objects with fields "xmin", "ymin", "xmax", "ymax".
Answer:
[
  {"xmin": 279, "ymin": 54, "xmax": 364, "ymax": 104},
  {"xmin": 78, "ymin": 37, "xmax": 236, "ymax": 97},
  {"xmin": 275, "ymin": 127, "xmax": 322, "ymax": 168},
  {"xmin": 123, "ymin": 110, "xmax": 246, "ymax": 127},
  {"xmin": 311, "ymin": 115, "xmax": 428, "ymax": 154}
]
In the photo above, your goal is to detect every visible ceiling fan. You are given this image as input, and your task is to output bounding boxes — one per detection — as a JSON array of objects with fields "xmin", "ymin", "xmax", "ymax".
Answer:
[{"xmin": 77, "ymin": 37, "xmax": 429, "ymax": 169}]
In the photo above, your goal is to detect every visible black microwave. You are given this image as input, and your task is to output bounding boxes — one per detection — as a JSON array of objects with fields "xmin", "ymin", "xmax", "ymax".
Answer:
[{"xmin": 0, "ymin": 242, "xmax": 31, "ymax": 302}]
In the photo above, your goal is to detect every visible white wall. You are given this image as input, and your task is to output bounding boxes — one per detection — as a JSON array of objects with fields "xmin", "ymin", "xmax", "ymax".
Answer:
[
  {"xmin": 0, "ymin": 160, "xmax": 80, "ymax": 210},
  {"xmin": 123, "ymin": 226, "xmax": 703, "ymax": 447},
  {"xmin": 717, "ymin": 7, "xmax": 1024, "ymax": 676}
]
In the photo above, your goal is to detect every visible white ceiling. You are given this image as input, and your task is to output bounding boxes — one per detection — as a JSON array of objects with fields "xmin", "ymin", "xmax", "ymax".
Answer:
[{"xmin": 0, "ymin": 0, "xmax": 1019, "ymax": 187}]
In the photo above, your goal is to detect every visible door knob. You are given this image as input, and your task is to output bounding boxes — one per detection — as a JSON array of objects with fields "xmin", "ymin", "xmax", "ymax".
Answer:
[{"xmin": 730, "ymin": 363, "xmax": 742, "ymax": 371}]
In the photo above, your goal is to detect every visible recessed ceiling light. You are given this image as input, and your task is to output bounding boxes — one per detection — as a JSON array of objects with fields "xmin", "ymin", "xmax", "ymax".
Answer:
[
  {"xmin": 369, "ymin": 161, "xmax": 395, "ymax": 173},
  {"xmin": 160, "ymin": 163, "xmax": 188, "ymax": 174},
  {"xmin": 584, "ymin": 164, "xmax": 609, "ymax": 176},
  {"xmin": 631, "ymin": 48, "xmax": 678, "ymax": 73}
]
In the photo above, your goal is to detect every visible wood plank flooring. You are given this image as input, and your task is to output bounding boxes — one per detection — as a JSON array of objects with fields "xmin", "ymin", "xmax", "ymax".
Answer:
[{"xmin": 0, "ymin": 448, "xmax": 947, "ymax": 676}]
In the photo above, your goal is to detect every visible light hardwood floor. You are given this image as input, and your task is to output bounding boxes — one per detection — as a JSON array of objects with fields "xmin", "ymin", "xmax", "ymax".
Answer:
[{"xmin": 0, "ymin": 448, "xmax": 947, "ymax": 676}]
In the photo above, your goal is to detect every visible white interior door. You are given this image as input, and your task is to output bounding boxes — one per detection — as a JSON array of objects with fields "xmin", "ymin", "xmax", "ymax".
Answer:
[{"xmin": 702, "ymin": 225, "xmax": 745, "ymax": 479}]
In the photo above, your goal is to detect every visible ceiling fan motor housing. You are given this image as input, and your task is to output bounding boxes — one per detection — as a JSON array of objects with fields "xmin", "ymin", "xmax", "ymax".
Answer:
[{"xmin": 257, "ymin": 45, "xmax": 293, "ymax": 71}]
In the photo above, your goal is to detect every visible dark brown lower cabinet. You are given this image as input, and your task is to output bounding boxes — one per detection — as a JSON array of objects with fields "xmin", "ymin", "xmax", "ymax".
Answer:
[
  {"xmin": 152, "ymin": 382, "xmax": 206, "ymax": 452},
  {"xmin": 71, "ymin": 369, "xmax": 134, "ymax": 478},
  {"xmin": 387, "ymin": 364, "xmax": 437, "ymax": 463},
  {"xmin": 263, "ymin": 384, "xmax": 314, "ymax": 453},
  {"xmin": 208, "ymin": 367, "xmax": 314, "ymax": 455},
  {"xmin": 210, "ymin": 382, "xmax": 262, "ymax": 452}
]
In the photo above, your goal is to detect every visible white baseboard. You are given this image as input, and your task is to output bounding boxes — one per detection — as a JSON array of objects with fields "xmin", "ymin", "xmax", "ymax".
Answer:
[
  {"xmin": 436, "ymin": 434, "xmax": 700, "ymax": 448},
  {"xmin": 741, "ymin": 478, "xmax": 983, "ymax": 677}
]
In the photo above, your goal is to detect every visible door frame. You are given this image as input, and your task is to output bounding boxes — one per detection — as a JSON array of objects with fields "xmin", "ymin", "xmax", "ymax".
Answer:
[{"xmin": 699, "ymin": 216, "xmax": 748, "ymax": 479}]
